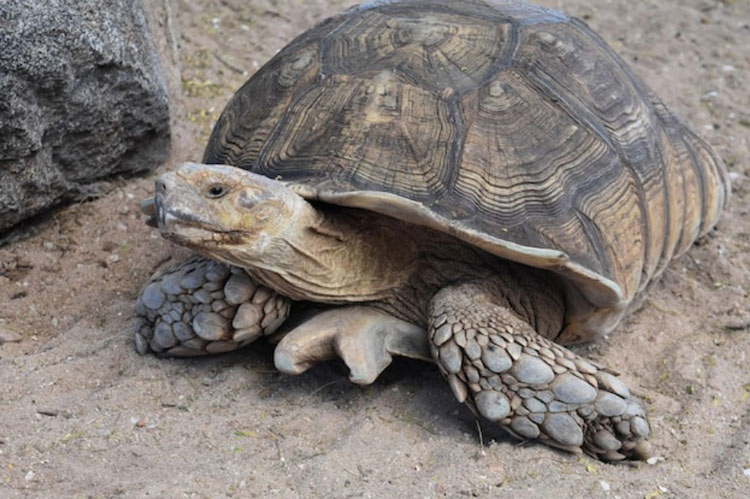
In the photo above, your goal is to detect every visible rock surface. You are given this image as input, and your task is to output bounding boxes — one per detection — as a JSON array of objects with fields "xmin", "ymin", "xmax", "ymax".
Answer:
[{"xmin": 0, "ymin": 0, "xmax": 171, "ymax": 233}]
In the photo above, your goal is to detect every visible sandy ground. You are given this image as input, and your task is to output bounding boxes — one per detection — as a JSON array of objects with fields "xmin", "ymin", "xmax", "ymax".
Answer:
[{"xmin": 1, "ymin": 0, "xmax": 749, "ymax": 497}]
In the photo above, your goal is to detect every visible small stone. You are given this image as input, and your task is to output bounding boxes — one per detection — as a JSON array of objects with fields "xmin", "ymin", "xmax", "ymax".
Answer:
[
  {"xmin": 482, "ymin": 344, "xmax": 512, "ymax": 373},
  {"xmin": 233, "ymin": 303, "xmax": 263, "ymax": 330},
  {"xmin": 511, "ymin": 416, "xmax": 540, "ymax": 438},
  {"xmin": 433, "ymin": 323, "xmax": 452, "ymax": 346},
  {"xmin": 224, "ymin": 273, "xmax": 255, "ymax": 305},
  {"xmin": 596, "ymin": 392, "xmax": 627, "ymax": 417},
  {"xmin": 593, "ymin": 430, "xmax": 622, "ymax": 451},
  {"xmin": 439, "ymin": 341, "xmax": 463, "ymax": 374},
  {"xmin": 172, "ymin": 321, "xmax": 193, "ymax": 341},
  {"xmin": 180, "ymin": 268, "xmax": 206, "ymax": 290},
  {"xmin": 597, "ymin": 372, "xmax": 631, "ymax": 398},
  {"xmin": 552, "ymin": 372, "xmax": 597, "ymax": 404},
  {"xmin": 192, "ymin": 312, "xmax": 229, "ymax": 341},
  {"xmin": 631, "ymin": 416, "xmax": 649, "ymax": 438},
  {"xmin": 512, "ymin": 354, "xmax": 555, "ymax": 384},
  {"xmin": 542, "ymin": 413, "xmax": 583, "ymax": 446},
  {"xmin": 141, "ymin": 283, "xmax": 166, "ymax": 310},
  {"xmin": 474, "ymin": 391, "xmax": 510, "ymax": 421}
]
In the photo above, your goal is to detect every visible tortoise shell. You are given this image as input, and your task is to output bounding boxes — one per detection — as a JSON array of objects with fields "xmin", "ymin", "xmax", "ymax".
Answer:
[{"xmin": 203, "ymin": 0, "xmax": 729, "ymax": 337}]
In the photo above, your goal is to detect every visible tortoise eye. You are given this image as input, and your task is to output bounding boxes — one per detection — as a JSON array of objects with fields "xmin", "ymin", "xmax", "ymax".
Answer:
[{"xmin": 205, "ymin": 184, "xmax": 228, "ymax": 199}]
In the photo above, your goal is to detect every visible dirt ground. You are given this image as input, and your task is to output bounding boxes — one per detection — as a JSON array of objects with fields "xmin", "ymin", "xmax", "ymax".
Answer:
[{"xmin": 1, "ymin": 0, "xmax": 749, "ymax": 497}]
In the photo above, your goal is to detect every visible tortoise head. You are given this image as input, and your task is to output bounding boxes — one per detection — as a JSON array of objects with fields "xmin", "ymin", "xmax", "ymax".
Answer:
[{"xmin": 153, "ymin": 162, "xmax": 314, "ymax": 267}]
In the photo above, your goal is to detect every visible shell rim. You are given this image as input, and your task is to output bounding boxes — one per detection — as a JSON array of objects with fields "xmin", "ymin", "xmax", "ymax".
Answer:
[{"xmin": 289, "ymin": 182, "xmax": 626, "ymax": 309}]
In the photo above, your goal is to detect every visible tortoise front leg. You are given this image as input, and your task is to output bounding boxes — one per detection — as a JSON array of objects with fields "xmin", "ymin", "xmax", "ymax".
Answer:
[
  {"xmin": 428, "ymin": 282, "xmax": 652, "ymax": 461},
  {"xmin": 134, "ymin": 256, "xmax": 291, "ymax": 356}
]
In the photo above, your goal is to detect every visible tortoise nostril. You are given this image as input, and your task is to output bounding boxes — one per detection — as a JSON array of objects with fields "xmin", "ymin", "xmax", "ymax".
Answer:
[{"xmin": 155, "ymin": 179, "xmax": 167, "ymax": 195}]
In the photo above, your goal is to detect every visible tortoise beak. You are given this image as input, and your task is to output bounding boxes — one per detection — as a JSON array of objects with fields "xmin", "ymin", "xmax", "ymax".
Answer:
[{"xmin": 139, "ymin": 197, "xmax": 158, "ymax": 227}]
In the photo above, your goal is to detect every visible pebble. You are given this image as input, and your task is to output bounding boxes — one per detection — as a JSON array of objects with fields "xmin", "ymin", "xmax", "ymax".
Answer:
[
  {"xmin": 474, "ymin": 390, "xmax": 510, "ymax": 421},
  {"xmin": 192, "ymin": 312, "xmax": 229, "ymax": 341},
  {"xmin": 543, "ymin": 413, "xmax": 583, "ymax": 446},
  {"xmin": 481, "ymin": 344, "xmax": 512, "ymax": 373},
  {"xmin": 141, "ymin": 282, "xmax": 166, "ymax": 310},
  {"xmin": 599, "ymin": 481, "xmax": 610, "ymax": 492},
  {"xmin": 552, "ymin": 372, "xmax": 597, "ymax": 404},
  {"xmin": 743, "ymin": 468, "xmax": 750, "ymax": 477},
  {"xmin": 224, "ymin": 273, "xmax": 255, "ymax": 305},
  {"xmin": 511, "ymin": 354, "xmax": 555, "ymax": 384}
]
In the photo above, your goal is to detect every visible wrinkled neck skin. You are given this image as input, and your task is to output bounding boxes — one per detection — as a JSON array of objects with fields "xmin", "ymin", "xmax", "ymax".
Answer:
[{"xmin": 202, "ymin": 205, "xmax": 422, "ymax": 303}]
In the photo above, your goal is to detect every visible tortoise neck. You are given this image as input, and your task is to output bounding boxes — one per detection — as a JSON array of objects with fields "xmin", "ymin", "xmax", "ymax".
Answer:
[{"xmin": 246, "ymin": 207, "xmax": 420, "ymax": 303}]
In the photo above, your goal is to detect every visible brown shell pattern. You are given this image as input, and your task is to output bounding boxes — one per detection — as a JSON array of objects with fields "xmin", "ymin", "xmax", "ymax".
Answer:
[{"xmin": 204, "ymin": 0, "xmax": 729, "ymax": 309}]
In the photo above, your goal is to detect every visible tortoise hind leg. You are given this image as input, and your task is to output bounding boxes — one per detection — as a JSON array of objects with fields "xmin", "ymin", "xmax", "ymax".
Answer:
[
  {"xmin": 273, "ymin": 306, "xmax": 431, "ymax": 384},
  {"xmin": 134, "ymin": 256, "xmax": 291, "ymax": 356},
  {"xmin": 428, "ymin": 282, "xmax": 652, "ymax": 461}
]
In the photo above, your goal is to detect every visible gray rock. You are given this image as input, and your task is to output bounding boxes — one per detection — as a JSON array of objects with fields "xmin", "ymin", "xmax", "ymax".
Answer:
[
  {"xmin": 511, "ymin": 354, "xmax": 555, "ymax": 385},
  {"xmin": 0, "ymin": 0, "xmax": 170, "ymax": 232},
  {"xmin": 551, "ymin": 372, "xmax": 598, "ymax": 404},
  {"xmin": 474, "ymin": 390, "xmax": 510, "ymax": 421}
]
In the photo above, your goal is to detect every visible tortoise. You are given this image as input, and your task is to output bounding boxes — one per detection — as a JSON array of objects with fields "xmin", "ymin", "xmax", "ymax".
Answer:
[{"xmin": 134, "ymin": 0, "xmax": 730, "ymax": 461}]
